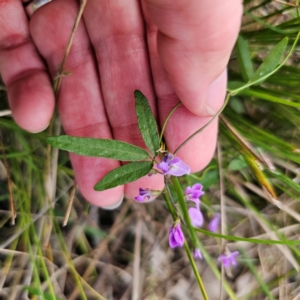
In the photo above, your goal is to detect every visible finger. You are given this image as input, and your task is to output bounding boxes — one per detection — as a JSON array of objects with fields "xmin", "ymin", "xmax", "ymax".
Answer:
[
  {"xmin": 29, "ymin": 0, "xmax": 123, "ymax": 207},
  {"xmin": 141, "ymin": 9, "xmax": 220, "ymax": 171},
  {"xmin": 83, "ymin": 0, "xmax": 164, "ymax": 199},
  {"xmin": 0, "ymin": 0, "xmax": 55, "ymax": 132},
  {"xmin": 141, "ymin": 0, "xmax": 241, "ymax": 171},
  {"xmin": 142, "ymin": 0, "xmax": 242, "ymax": 117}
]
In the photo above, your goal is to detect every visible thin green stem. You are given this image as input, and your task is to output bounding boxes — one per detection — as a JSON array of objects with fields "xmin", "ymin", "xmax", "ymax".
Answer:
[
  {"xmin": 230, "ymin": 28, "xmax": 300, "ymax": 96},
  {"xmin": 194, "ymin": 228, "xmax": 300, "ymax": 245},
  {"xmin": 245, "ymin": 11, "xmax": 292, "ymax": 34},
  {"xmin": 174, "ymin": 92, "xmax": 231, "ymax": 155},
  {"xmin": 167, "ymin": 177, "xmax": 208, "ymax": 299},
  {"xmin": 171, "ymin": 177, "xmax": 197, "ymax": 248},
  {"xmin": 164, "ymin": 176, "xmax": 180, "ymax": 219},
  {"xmin": 162, "ymin": 186, "xmax": 176, "ymax": 219},
  {"xmin": 184, "ymin": 242, "xmax": 209, "ymax": 300},
  {"xmin": 159, "ymin": 102, "xmax": 182, "ymax": 145}
]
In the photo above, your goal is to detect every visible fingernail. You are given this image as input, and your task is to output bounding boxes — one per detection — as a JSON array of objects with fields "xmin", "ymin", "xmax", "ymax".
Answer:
[
  {"xmin": 29, "ymin": 123, "xmax": 49, "ymax": 133},
  {"xmin": 101, "ymin": 194, "xmax": 124, "ymax": 210},
  {"xmin": 206, "ymin": 69, "xmax": 227, "ymax": 116}
]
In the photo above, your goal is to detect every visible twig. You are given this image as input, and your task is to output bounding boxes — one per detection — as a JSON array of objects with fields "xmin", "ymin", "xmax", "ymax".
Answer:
[
  {"xmin": 63, "ymin": 180, "xmax": 77, "ymax": 226},
  {"xmin": 53, "ymin": 0, "xmax": 87, "ymax": 96},
  {"xmin": 46, "ymin": 0, "xmax": 86, "ymax": 208},
  {"xmin": 132, "ymin": 217, "xmax": 142, "ymax": 300},
  {"xmin": 0, "ymin": 110, "xmax": 12, "ymax": 117},
  {"xmin": 274, "ymin": 0, "xmax": 300, "ymax": 7}
]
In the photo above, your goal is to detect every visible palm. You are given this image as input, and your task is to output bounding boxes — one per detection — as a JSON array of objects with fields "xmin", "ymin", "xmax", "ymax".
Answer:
[{"xmin": 0, "ymin": 0, "xmax": 242, "ymax": 206}]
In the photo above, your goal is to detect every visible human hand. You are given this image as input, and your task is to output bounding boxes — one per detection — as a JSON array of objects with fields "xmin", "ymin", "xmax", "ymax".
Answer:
[{"xmin": 0, "ymin": 0, "xmax": 242, "ymax": 208}]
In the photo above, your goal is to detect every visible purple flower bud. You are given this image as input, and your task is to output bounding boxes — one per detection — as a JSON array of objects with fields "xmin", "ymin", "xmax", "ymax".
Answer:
[
  {"xmin": 134, "ymin": 188, "xmax": 160, "ymax": 203},
  {"xmin": 218, "ymin": 251, "xmax": 240, "ymax": 268},
  {"xmin": 188, "ymin": 207, "xmax": 204, "ymax": 228},
  {"xmin": 169, "ymin": 223, "xmax": 185, "ymax": 248},
  {"xmin": 209, "ymin": 213, "xmax": 220, "ymax": 233},
  {"xmin": 193, "ymin": 248, "xmax": 203, "ymax": 260},
  {"xmin": 157, "ymin": 154, "xmax": 190, "ymax": 177}
]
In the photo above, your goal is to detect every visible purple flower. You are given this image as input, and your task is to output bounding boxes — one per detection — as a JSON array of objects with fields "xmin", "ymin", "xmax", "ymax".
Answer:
[
  {"xmin": 194, "ymin": 248, "xmax": 203, "ymax": 260},
  {"xmin": 185, "ymin": 183, "xmax": 205, "ymax": 202},
  {"xmin": 209, "ymin": 213, "xmax": 220, "ymax": 233},
  {"xmin": 169, "ymin": 223, "xmax": 185, "ymax": 248},
  {"xmin": 157, "ymin": 153, "xmax": 190, "ymax": 177},
  {"xmin": 134, "ymin": 188, "xmax": 160, "ymax": 203},
  {"xmin": 188, "ymin": 207, "xmax": 204, "ymax": 228},
  {"xmin": 218, "ymin": 251, "xmax": 240, "ymax": 268}
]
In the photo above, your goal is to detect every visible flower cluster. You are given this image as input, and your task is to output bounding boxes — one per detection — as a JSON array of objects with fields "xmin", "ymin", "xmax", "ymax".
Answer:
[
  {"xmin": 185, "ymin": 183, "xmax": 205, "ymax": 228},
  {"xmin": 134, "ymin": 153, "xmax": 190, "ymax": 203},
  {"xmin": 134, "ymin": 153, "xmax": 240, "ymax": 268}
]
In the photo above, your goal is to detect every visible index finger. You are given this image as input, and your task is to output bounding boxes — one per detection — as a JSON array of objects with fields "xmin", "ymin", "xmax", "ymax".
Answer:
[
  {"xmin": 142, "ymin": 0, "xmax": 242, "ymax": 116},
  {"xmin": 0, "ymin": 0, "xmax": 55, "ymax": 132}
]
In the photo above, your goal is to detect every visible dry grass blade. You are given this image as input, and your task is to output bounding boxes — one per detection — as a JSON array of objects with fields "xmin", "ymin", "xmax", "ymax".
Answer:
[
  {"xmin": 0, "ymin": 110, "xmax": 11, "ymax": 117},
  {"xmin": 274, "ymin": 0, "xmax": 300, "ymax": 7},
  {"xmin": 63, "ymin": 180, "xmax": 77, "ymax": 226},
  {"xmin": 132, "ymin": 217, "xmax": 142, "ymax": 300},
  {"xmin": 220, "ymin": 115, "xmax": 271, "ymax": 170},
  {"xmin": 53, "ymin": 0, "xmax": 87, "ymax": 94}
]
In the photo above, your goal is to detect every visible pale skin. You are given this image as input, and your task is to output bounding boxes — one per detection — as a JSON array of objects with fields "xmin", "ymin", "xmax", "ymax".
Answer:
[{"xmin": 0, "ymin": 0, "xmax": 242, "ymax": 207}]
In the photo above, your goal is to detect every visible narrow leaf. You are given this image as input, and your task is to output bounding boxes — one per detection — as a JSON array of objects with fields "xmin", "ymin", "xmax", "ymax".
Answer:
[
  {"xmin": 134, "ymin": 90, "xmax": 160, "ymax": 156},
  {"xmin": 47, "ymin": 136, "xmax": 150, "ymax": 161},
  {"xmin": 249, "ymin": 37, "xmax": 288, "ymax": 84},
  {"xmin": 94, "ymin": 161, "xmax": 153, "ymax": 191},
  {"xmin": 236, "ymin": 35, "xmax": 254, "ymax": 82}
]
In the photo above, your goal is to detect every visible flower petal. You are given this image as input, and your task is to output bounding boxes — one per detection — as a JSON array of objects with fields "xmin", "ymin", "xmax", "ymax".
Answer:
[{"xmin": 188, "ymin": 207, "xmax": 204, "ymax": 227}]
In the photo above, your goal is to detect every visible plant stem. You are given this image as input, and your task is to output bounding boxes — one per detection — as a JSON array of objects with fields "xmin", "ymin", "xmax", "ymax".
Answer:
[
  {"xmin": 172, "ymin": 177, "xmax": 197, "ymax": 245},
  {"xmin": 165, "ymin": 176, "xmax": 209, "ymax": 299},
  {"xmin": 230, "ymin": 28, "xmax": 300, "ymax": 96},
  {"xmin": 184, "ymin": 242, "xmax": 209, "ymax": 300},
  {"xmin": 159, "ymin": 102, "xmax": 181, "ymax": 145},
  {"xmin": 174, "ymin": 92, "xmax": 231, "ymax": 155},
  {"xmin": 162, "ymin": 186, "xmax": 176, "ymax": 219}
]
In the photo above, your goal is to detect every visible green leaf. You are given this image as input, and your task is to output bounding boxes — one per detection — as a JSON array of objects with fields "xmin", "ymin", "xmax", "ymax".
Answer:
[
  {"xmin": 94, "ymin": 161, "xmax": 153, "ymax": 191},
  {"xmin": 227, "ymin": 81, "xmax": 246, "ymax": 91},
  {"xmin": 23, "ymin": 286, "xmax": 62, "ymax": 300},
  {"xmin": 249, "ymin": 37, "xmax": 288, "ymax": 84},
  {"xmin": 229, "ymin": 97, "xmax": 245, "ymax": 114},
  {"xmin": 228, "ymin": 156, "xmax": 248, "ymax": 170},
  {"xmin": 236, "ymin": 35, "xmax": 254, "ymax": 82},
  {"xmin": 134, "ymin": 90, "xmax": 160, "ymax": 156},
  {"xmin": 47, "ymin": 136, "xmax": 150, "ymax": 161}
]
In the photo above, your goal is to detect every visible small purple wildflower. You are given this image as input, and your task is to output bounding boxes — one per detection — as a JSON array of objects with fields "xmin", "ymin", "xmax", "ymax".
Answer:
[
  {"xmin": 193, "ymin": 248, "xmax": 203, "ymax": 260},
  {"xmin": 157, "ymin": 153, "xmax": 190, "ymax": 177},
  {"xmin": 185, "ymin": 183, "xmax": 205, "ymax": 203},
  {"xmin": 188, "ymin": 207, "xmax": 204, "ymax": 228},
  {"xmin": 169, "ymin": 223, "xmax": 185, "ymax": 248},
  {"xmin": 209, "ymin": 213, "xmax": 221, "ymax": 233},
  {"xmin": 134, "ymin": 188, "xmax": 160, "ymax": 203},
  {"xmin": 218, "ymin": 251, "xmax": 240, "ymax": 268}
]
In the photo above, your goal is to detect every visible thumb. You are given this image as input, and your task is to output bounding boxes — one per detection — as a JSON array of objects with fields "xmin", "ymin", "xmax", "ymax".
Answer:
[{"xmin": 142, "ymin": 0, "xmax": 242, "ymax": 116}]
